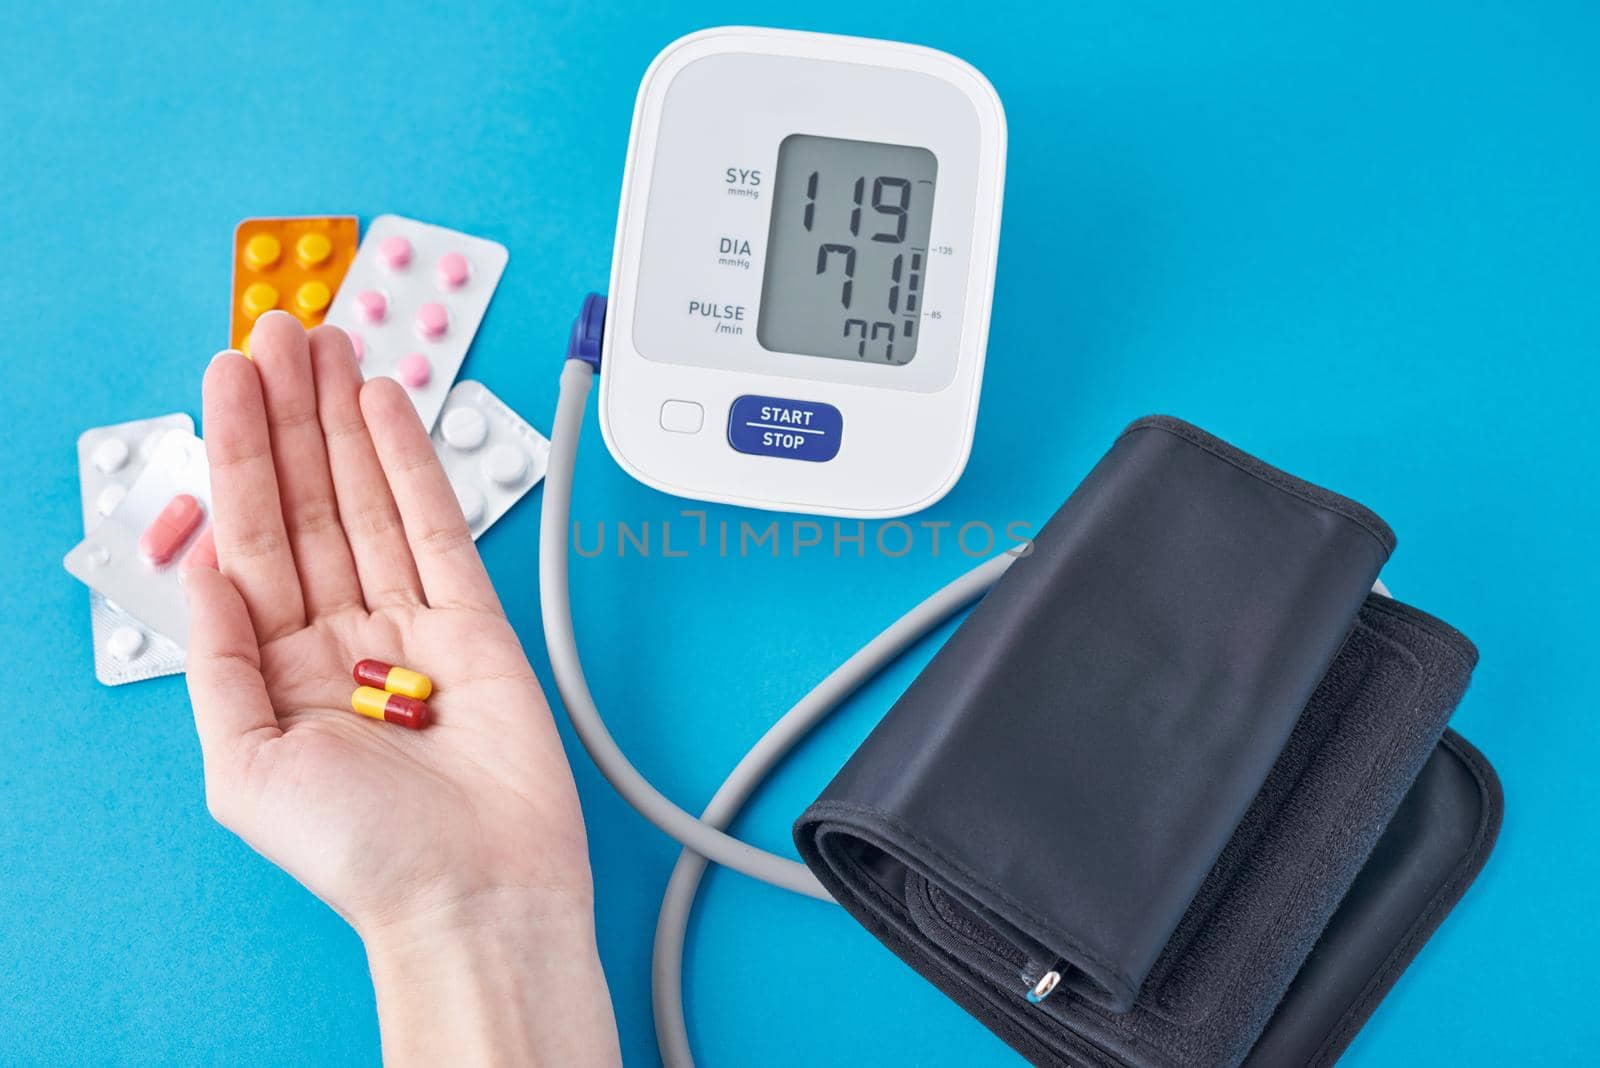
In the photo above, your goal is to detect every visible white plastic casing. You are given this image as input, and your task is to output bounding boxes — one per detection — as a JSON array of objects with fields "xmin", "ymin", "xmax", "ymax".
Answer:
[{"xmin": 601, "ymin": 27, "xmax": 1006, "ymax": 518}]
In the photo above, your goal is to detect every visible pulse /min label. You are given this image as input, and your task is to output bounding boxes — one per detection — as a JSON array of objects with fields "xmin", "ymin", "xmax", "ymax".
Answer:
[{"xmin": 726, "ymin": 395, "xmax": 842, "ymax": 462}]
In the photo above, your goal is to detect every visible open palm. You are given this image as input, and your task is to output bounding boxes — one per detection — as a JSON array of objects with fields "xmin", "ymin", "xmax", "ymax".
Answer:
[{"xmin": 185, "ymin": 311, "xmax": 591, "ymax": 938}]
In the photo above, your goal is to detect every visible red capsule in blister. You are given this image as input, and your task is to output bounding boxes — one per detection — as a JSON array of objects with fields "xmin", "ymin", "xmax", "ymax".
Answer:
[{"xmin": 139, "ymin": 494, "xmax": 204, "ymax": 565}]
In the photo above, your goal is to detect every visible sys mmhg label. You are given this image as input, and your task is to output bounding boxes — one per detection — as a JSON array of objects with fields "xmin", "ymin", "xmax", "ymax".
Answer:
[{"xmin": 726, "ymin": 395, "xmax": 842, "ymax": 462}]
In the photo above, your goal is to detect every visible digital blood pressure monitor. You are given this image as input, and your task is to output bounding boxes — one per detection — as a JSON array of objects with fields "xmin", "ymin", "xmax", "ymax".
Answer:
[{"xmin": 599, "ymin": 27, "xmax": 1006, "ymax": 517}]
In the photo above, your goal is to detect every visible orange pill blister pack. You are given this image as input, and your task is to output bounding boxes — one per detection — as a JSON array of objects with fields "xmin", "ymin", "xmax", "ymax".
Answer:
[{"xmin": 231, "ymin": 216, "xmax": 359, "ymax": 352}]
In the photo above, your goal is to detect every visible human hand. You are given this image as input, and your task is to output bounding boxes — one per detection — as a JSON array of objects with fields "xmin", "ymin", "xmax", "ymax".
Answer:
[{"xmin": 185, "ymin": 311, "xmax": 618, "ymax": 1064}]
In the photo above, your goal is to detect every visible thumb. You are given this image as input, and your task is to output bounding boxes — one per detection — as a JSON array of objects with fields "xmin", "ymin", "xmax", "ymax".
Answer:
[{"xmin": 182, "ymin": 566, "xmax": 281, "ymax": 790}]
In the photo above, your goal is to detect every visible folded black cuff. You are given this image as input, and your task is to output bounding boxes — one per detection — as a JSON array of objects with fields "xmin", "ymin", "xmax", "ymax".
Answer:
[{"xmin": 795, "ymin": 417, "xmax": 1496, "ymax": 1067}]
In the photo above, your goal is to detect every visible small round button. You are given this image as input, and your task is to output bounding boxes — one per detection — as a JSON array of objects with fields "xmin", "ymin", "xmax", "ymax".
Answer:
[
  {"xmin": 241, "ymin": 282, "xmax": 278, "ymax": 320},
  {"xmin": 355, "ymin": 288, "xmax": 387, "ymax": 323},
  {"xmin": 92, "ymin": 437, "xmax": 130, "ymax": 473},
  {"xmin": 440, "ymin": 406, "xmax": 488, "ymax": 450},
  {"xmin": 436, "ymin": 252, "xmax": 470, "ymax": 290},
  {"xmin": 397, "ymin": 353, "xmax": 431, "ymax": 388},
  {"xmin": 108, "ymin": 625, "xmax": 145, "ymax": 662},
  {"xmin": 415, "ymin": 302, "xmax": 449, "ymax": 340},
  {"xmin": 455, "ymin": 485, "xmax": 486, "ymax": 526},
  {"xmin": 243, "ymin": 233, "xmax": 281, "ymax": 271},
  {"xmin": 483, "ymin": 445, "xmax": 528, "ymax": 487},
  {"xmin": 295, "ymin": 231, "xmax": 332, "ymax": 268},
  {"xmin": 378, "ymin": 235, "xmax": 413, "ymax": 270}
]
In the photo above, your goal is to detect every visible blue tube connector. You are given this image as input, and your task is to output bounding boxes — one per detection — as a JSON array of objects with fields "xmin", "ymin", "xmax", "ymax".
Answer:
[{"xmin": 567, "ymin": 292, "xmax": 607, "ymax": 370}]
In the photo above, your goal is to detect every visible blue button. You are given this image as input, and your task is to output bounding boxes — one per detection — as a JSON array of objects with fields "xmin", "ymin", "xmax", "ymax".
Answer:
[{"xmin": 727, "ymin": 395, "xmax": 843, "ymax": 462}]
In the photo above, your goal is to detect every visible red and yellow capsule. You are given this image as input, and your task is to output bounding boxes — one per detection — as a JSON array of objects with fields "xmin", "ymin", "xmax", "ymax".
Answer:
[
  {"xmin": 352, "ymin": 658, "xmax": 433, "ymax": 700},
  {"xmin": 351, "ymin": 686, "xmax": 431, "ymax": 730}
]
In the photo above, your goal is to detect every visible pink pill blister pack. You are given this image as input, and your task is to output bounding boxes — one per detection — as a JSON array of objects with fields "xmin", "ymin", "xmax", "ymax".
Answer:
[
  {"xmin": 431, "ymin": 381, "xmax": 550, "ymax": 539},
  {"xmin": 324, "ymin": 215, "xmax": 509, "ymax": 432},
  {"xmin": 64, "ymin": 427, "xmax": 213, "ymax": 652},
  {"xmin": 75, "ymin": 414, "xmax": 193, "ymax": 685}
]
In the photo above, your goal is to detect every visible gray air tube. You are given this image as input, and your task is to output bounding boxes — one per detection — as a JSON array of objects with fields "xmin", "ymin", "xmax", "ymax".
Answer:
[{"xmin": 538, "ymin": 357, "xmax": 1015, "ymax": 1065}]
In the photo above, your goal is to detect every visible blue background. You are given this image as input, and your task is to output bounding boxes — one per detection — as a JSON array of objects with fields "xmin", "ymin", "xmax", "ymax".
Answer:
[{"xmin": 2, "ymin": 2, "xmax": 1595, "ymax": 1064}]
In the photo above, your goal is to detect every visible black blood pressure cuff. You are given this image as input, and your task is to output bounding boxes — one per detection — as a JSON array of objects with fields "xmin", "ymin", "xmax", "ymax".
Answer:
[{"xmin": 794, "ymin": 416, "xmax": 1501, "ymax": 1067}]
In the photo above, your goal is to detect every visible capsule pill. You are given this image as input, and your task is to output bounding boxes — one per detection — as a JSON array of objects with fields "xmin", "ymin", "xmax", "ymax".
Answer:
[
  {"xmin": 139, "ymin": 493, "xmax": 205, "ymax": 565},
  {"xmin": 353, "ymin": 658, "xmax": 433, "ymax": 700},
  {"xmin": 351, "ymin": 686, "xmax": 431, "ymax": 730}
]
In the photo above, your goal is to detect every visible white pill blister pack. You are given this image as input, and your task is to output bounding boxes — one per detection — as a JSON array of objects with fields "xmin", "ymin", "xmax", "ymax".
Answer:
[
  {"xmin": 431, "ymin": 381, "xmax": 550, "ymax": 539},
  {"xmin": 75, "ymin": 415, "xmax": 193, "ymax": 685},
  {"xmin": 64, "ymin": 428, "xmax": 212, "ymax": 652},
  {"xmin": 325, "ymin": 215, "xmax": 509, "ymax": 432}
]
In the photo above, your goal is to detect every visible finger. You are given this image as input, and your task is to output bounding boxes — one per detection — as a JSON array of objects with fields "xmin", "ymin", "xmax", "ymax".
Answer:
[
  {"xmin": 182, "ymin": 567, "xmax": 281, "ymax": 792},
  {"xmin": 203, "ymin": 350, "xmax": 306, "ymax": 642},
  {"xmin": 360, "ymin": 377, "xmax": 502, "ymax": 613},
  {"xmin": 309, "ymin": 325, "xmax": 424, "ymax": 609},
  {"xmin": 250, "ymin": 312, "xmax": 363, "ymax": 618}
]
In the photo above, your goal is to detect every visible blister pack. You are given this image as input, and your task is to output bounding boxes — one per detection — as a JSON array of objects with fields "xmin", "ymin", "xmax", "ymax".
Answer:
[
  {"xmin": 76, "ymin": 415, "xmax": 194, "ymax": 685},
  {"xmin": 231, "ymin": 216, "xmax": 360, "ymax": 352},
  {"xmin": 64, "ymin": 428, "xmax": 212, "ymax": 650},
  {"xmin": 324, "ymin": 215, "xmax": 509, "ymax": 432},
  {"xmin": 431, "ymin": 381, "xmax": 550, "ymax": 539}
]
